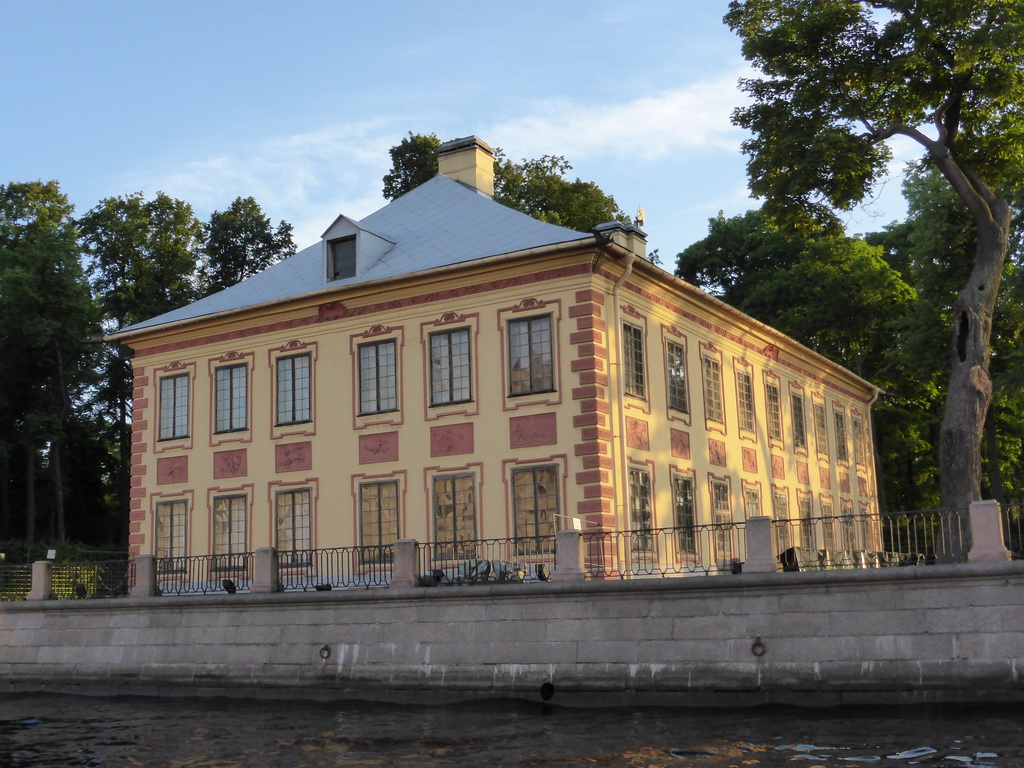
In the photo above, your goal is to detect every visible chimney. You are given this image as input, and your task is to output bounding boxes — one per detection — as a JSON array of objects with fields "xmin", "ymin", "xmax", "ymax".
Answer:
[{"xmin": 437, "ymin": 136, "xmax": 495, "ymax": 197}]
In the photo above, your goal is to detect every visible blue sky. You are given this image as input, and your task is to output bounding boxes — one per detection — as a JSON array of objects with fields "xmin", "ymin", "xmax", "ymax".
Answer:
[{"xmin": 3, "ymin": 1, "xmax": 913, "ymax": 262}]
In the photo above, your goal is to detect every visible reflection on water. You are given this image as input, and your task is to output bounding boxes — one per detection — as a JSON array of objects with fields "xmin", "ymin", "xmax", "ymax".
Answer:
[{"xmin": 0, "ymin": 693, "xmax": 1022, "ymax": 767}]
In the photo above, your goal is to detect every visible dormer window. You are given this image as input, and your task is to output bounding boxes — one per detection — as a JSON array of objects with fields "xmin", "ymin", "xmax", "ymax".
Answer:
[{"xmin": 329, "ymin": 236, "xmax": 357, "ymax": 280}]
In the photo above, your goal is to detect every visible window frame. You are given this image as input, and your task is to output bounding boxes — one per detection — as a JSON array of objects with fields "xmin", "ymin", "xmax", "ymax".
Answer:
[
  {"xmin": 212, "ymin": 494, "xmax": 248, "ymax": 572},
  {"xmin": 432, "ymin": 473, "xmax": 478, "ymax": 560},
  {"xmin": 673, "ymin": 472, "xmax": 697, "ymax": 557},
  {"xmin": 276, "ymin": 487, "xmax": 312, "ymax": 566},
  {"xmin": 275, "ymin": 353, "xmax": 312, "ymax": 426},
  {"xmin": 328, "ymin": 235, "xmax": 356, "ymax": 281},
  {"xmin": 765, "ymin": 379, "xmax": 783, "ymax": 446},
  {"xmin": 507, "ymin": 314, "xmax": 555, "ymax": 396},
  {"xmin": 429, "ymin": 328, "xmax": 472, "ymax": 406},
  {"xmin": 214, "ymin": 363, "xmax": 248, "ymax": 434},
  {"xmin": 812, "ymin": 399, "xmax": 829, "ymax": 460},
  {"xmin": 511, "ymin": 464, "xmax": 559, "ymax": 553},
  {"xmin": 622, "ymin": 323, "xmax": 647, "ymax": 399},
  {"xmin": 710, "ymin": 477, "xmax": 733, "ymax": 563},
  {"xmin": 158, "ymin": 373, "xmax": 190, "ymax": 441},
  {"xmin": 791, "ymin": 390, "xmax": 808, "ymax": 452},
  {"xmin": 666, "ymin": 340, "xmax": 690, "ymax": 415},
  {"xmin": 359, "ymin": 479, "xmax": 400, "ymax": 562},
  {"xmin": 155, "ymin": 498, "xmax": 187, "ymax": 564},
  {"xmin": 358, "ymin": 339, "xmax": 399, "ymax": 415},
  {"xmin": 736, "ymin": 368, "xmax": 756, "ymax": 434},
  {"xmin": 834, "ymin": 407, "xmax": 850, "ymax": 464},
  {"xmin": 701, "ymin": 350, "xmax": 725, "ymax": 427},
  {"xmin": 628, "ymin": 466, "xmax": 653, "ymax": 551}
]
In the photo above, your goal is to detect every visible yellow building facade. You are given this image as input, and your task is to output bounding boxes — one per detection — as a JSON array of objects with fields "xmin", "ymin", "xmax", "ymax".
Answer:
[{"xmin": 111, "ymin": 137, "xmax": 879, "ymax": 574}]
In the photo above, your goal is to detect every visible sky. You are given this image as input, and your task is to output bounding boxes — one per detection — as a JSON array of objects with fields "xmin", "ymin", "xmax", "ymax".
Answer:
[{"xmin": 2, "ymin": 0, "xmax": 916, "ymax": 263}]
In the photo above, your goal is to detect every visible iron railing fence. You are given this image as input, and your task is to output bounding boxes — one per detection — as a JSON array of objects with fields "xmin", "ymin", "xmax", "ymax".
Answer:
[
  {"xmin": 582, "ymin": 522, "xmax": 747, "ymax": 579},
  {"xmin": 1002, "ymin": 504, "xmax": 1024, "ymax": 558},
  {"xmin": 52, "ymin": 559, "xmax": 134, "ymax": 599},
  {"xmin": 156, "ymin": 553, "xmax": 253, "ymax": 596},
  {"xmin": 417, "ymin": 536, "xmax": 556, "ymax": 585},
  {"xmin": 279, "ymin": 545, "xmax": 393, "ymax": 591},
  {"xmin": 771, "ymin": 508, "xmax": 970, "ymax": 571},
  {"xmin": 0, "ymin": 564, "xmax": 31, "ymax": 602}
]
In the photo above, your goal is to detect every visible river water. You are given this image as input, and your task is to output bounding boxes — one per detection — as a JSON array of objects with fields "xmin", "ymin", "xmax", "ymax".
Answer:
[{"xmin": 1, "ymin": 693, "xmax": 1022, "ymax": 767}]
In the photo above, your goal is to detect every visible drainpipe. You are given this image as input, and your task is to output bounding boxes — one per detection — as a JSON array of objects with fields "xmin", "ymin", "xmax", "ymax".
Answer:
[{"xmin": 610, "ymin": 252, "xmax": 638, "ymax": 531}]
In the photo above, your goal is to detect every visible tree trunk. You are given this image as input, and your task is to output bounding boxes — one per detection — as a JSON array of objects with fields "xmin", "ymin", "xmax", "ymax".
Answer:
[
  {"xmin": 983, "ymin": 401, "xmax": 1005, "ymax": 505},
  {"xmin": 51, "ymin": 440, "xmax": 66, "ymax": 542},
  {"xmin": 0, "ymin": 452, "xmax": 9, "ymax": 539},
  {"xmin": 24, "ymin": 439, "xmax": 35, "ymax": 547}
]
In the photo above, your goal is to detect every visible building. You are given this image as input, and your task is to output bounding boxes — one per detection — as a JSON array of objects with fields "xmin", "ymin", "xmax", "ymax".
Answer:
[{"xmin": 109, "ymin": 136, "xmax": 880, "ymax": 577}]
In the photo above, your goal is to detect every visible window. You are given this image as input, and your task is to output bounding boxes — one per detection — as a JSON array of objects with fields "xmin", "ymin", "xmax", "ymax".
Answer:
[
  {"xmin": 736, "ymin": 371, "xmax": 756, "ymax": 432},
  {"xmin": 158, "ymin": 374, "xmax": 189, "ymax": 440},
  {"xmin": 852, "ymin": 416, "xmax": 866, "ymax": 466},
  {"xmin": 628, "ymin": 468, "xmax": 653, "ymax": 551},
  {"xmin": 813, "ymin": 401, "xmax": 829, "ymax": 457},
  {"xmin": 673, "ymin": 474, "xmax": 696, "ymax": 556},
  {"xmin": 359, "ymin": 480, "xmax": 400, "ymax": 561},
  {"xmin": 433, "ymin": 474, "xmax": 477, "ymax": 559},
  {"xmin": 840, "ymin": 498, "xmax": 857, "ymax": 549},
  {"xmin": 155, "ymin": 499, "xmax": 187, "ymax": 566},
  {"xmin": 276, "ymin": 488, "xmax": 311, "ymax": 566},
  {"xmin": 766, "ymin": 382, "xmax": 783, "ymax": 442},
  {"xmin": 773, "ymin": 488, "xmax": 791, "ymax": 551},
  {"xmin": 214, "ymin": 364, "xmax": 247, "ymax": 433},
  {"xmin": 508, "ymin": 315, "xmax": 554, "ymax": 395},
  {"xmin": 329, "ymin": 236, "xmax": 356, "ymax": 280},
  {"xmin": 743, "ymin": 486, "xmax": 761, "ymax": 519},
  {"xmin": 798, "ymin": 493, "xmax": 813, "ymax": 547},
  {"xmin": 666, "ymin": 341, "xmax": 689, "ymax": 413},
  {"xmin": 702, "ymin": 356, "xmax": 724, "ymax": 423},
  {"xmin": 711, "ymin": 480, "xmax": 733, "ymax": 561},
  {"xmin": 429, "ymin": 329, "xmax": 471, "ymax": 405},
  {"xmin": 512, "ymin": 465, "xmax": 558, "ymax": 553},
  {"xmin": 623, "ymin": 324, "xmax": 646, "ymax": 398},
  {"xmin": 359, "ymin": 340, "xmax": 398, "ymax": 414},
  {"xmin": 834, "ymin": 410, "xmax": 849, "ymax": 462},
  {"xmin": 821, "ymin": 498, "xmax": 837, "ymax": 550},
  {"xmin": 212, "ymin": 495, "xmax": 247, "ymax": 571},
  {"xmin": 791, "ymin": 392, "xmax": 807, "ymax": 450},
  {"xmin": 276, "ymin": 354, "xmax": 311, "ymax": 425}
]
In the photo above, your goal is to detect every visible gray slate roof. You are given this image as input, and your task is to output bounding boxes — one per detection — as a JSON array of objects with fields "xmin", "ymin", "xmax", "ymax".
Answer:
[{"xmin": 119, "ymin": 175, "xmax": 590, "ymax": 335}]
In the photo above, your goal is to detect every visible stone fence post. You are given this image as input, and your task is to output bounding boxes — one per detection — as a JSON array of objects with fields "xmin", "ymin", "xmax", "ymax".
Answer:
[
  {"xmin": 130, "ymin": 555, "xmax": 159, "ymax": 597},
  {"xmin": 27, "ymin": 560, "xmax": 55, "ymax": 601},
  {"xmin": 252, "ymin": 547, "xmax": 281, "ymax": 593},
  {"xmin": 743, "ymin": 516, "xmax": 778, "ymax": 573},
  {"xmin": 390, "ymin": 539, "xmax": 420, "ymax": 587},
  {"xmin": 968, "ymin": 499, "xmax": 1011, "ymax": 563},
  {"xmin": 553, "ymin": 529, "xmax": 586, "ymax": 582}
]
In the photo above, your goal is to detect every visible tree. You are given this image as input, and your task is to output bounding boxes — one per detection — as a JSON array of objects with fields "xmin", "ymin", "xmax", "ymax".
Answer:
[
  {"xmin": 0, "ymin": 181, "xmax": 97, "ymax": 544},
  {"xmin": 726, "ymin": 0, "xmax": 1024, "ymax": 511},
  {"xmin": 382, "ymin": 132, "xmax": 629, "ymax": 232},
  {"xmin": 80, "ymin": 192, "xmax": 202, "ymax": 539},
  {"xmin": 200, "ymin": 196, "xmax": 295, "ymax": 296}
]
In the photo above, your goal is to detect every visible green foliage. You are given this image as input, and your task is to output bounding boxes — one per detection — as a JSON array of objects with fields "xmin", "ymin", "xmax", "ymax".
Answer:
[
  {"xmin": 382, "ymin": 132, "xmax": 442, "ymax": 200},
  {"xmin": 200, "ymin": 196, "xmax": 295, "ymax": 296}
]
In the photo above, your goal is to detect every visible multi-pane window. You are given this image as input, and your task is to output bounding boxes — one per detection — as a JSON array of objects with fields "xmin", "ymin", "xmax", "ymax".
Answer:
[
  {"xmin": 813, "ymin": 401, "xmax": 829, "ymax": 457},
  {"xmin": 743, "ymin": 486, "xmax": 761, "ymax": 519},
  {"xmin": 773, "ymin": 488, "xmax": 791, "ymax": 551},
  {"xmin": 840, "ymin": 498, "xmax": 857, "ymax": 549},
  {"xmin": 798, "ymin": 493, "xmax": 813, "ymax": 547},
  {"xmin": 214, "ymin": 364, "xmax": 247, "ymax": 433},
  {"xmin": 329, "ymin": 236, "xmax": 356, "ymax": 280},
  {"xmin": 158, "ymin": 374, "xmax": 189, "ymax": 440},
  {"xmin": 736, "ymin": 371, "xmax": 756, "ymax": 432},
  {"xmin": 628, "ymin": 468, "xmax": 653, "ymax": 551},
  {"xmin": 359, "ymin": 480, "xmax": 400, "ymax": 561},
  {"xmin": 623, "ymin": 324, "xmax": 646, "ymax": 398},
  {"xmin": 791, "ymin": 392, "xmax": 807, "ymax": 450},
  {"xmin": 276, "ymin": 488, "xmax": 312, "ymax": 566},
  {"xmin": 702, "ymin": 356, "xmax": 724, "ymax": 423},
  {"xmin": 508, "ymin": 315, "xmax": 554, "ymax": 395},
  {"xmin": 276, "ymin": 354, "xmax": 311, "ymax": 425},
  {"xmin": 359, "ymin": 340, "xmax": 398, "ymax": 414},
  {"xmin": 834, "ymin": 410, "xmax": 849, "ymax": 462},
  {"xmin": 821, "ymin": 498, "xmax": 837, "ymax": 550},
  {"xmin": 429, "ymin": 329, "xmax": 471, "ymax": 405},
  {"xmin": 433, "ymin": 474, "xmax": 477, "ymax": 559},
  {"xmin": 711, "ymin": 480, "xmax": 733, "ymax": 561},
  {"xmin": 673, "ymin": 474, "xmax": 696, "ymax": 556},
  {"xmin": 212, "ymin": 495, "xmax": 247, "ymax": 571},
  {"xmin": 512, "ymin": 465, "xmax": 558, "ymax": 552},
  {"xmin": 666, "ymin": 341, "xmax": 689, "ymax": 413},
  {"xmin": 155, "ymin": 499, "xmax": 187, "ymax": 565},
  {"xmin": 852, "ymin": 416, "xmax": 866, "ymax": 466},
  {"xmin": 766, "ymin": 382, "xmax": 783, "ymax": 442}
]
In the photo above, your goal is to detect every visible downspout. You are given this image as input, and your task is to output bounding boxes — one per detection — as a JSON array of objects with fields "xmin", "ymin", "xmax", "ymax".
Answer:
[{"xmin": 610, "ymin": 252, "xmax": 638, "ymax": 532}]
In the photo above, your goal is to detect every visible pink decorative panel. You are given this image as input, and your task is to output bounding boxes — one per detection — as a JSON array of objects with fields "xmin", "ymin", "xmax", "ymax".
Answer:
[
  {"xmin": 840, "ymin": 472, "xmax": 851, "ymax": 493},
  {"xmin": 359, "ymin": 432, "xmax": 399, "ymax": 464},
  {"xmin": 771, "ymin": 455, "xmax": 785, "ymax": 480},
  {"xmin": 625, "ymin": 417, "xmax": 650, "ymax": 451},
  {"xmin": 708, "ymin": 439, "xmax": 726, "ymax": 467},
  {"xmin": 156, "ymin": 456, "xmax": 188, "ymax": 485},
  {"xmin": 819, "ymin": 467, "xmax": 831, "ymax": 489},
  {"xmin": 213, "ymin": 449, "xmax": 247, "ymax": 479},
  {"xmin": 509, "ymin": 413, "xmax": 558, "ymax": 448},
  {"xmin": 797, "ymin": 461, "xmax": 810, "ymax": 485},
  {"xmin": 742, "ymin": 447, "xmax": 757, "ymax": 473},
  {"xmin": 431, "ymin": 423, "xmax": 475, "ymax": 457},
  {"xmin": 276, "ymin": 441, "xmax": 313, "ymax": 472},
  {"xmin": 670, "ymin": 429, "xmax": 690, "ymax": 460},
  {"xmin": 858, "ymin": 475, "xmax": 868, "ymax": 495}
]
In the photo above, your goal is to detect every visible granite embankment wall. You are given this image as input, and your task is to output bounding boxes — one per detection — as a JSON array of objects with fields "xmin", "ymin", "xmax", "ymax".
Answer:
[{"xmin": 2, "ymin": 560, "xmax": 1023, "ymax": 707}]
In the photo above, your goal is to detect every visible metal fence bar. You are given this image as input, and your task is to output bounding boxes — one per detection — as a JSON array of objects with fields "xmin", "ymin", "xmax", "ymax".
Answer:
[
  {"xmin": 156, "ymin": 553, "xmax": 253, "ymax": 595},
  {"xmin": 582, "ymin": 523, "xmax": 747, "ymax": 579},
  {"xmin": 417, "ymin": 536, "xmax": 556, "ymax": 585},
  {"xmin": 51, "ymin": 559, "xmax": 134, "ymax": 600},
  {"xmin": 1002, "ymin": 504, "xmax": 1024, "ymax": 558},
  {"xmin": 279, "ymin": 546, "xmax": 393, "ymax": 591},
  {"xmin": 0, "ymin": 565, "xmax": 32, "ymax": 602}
]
